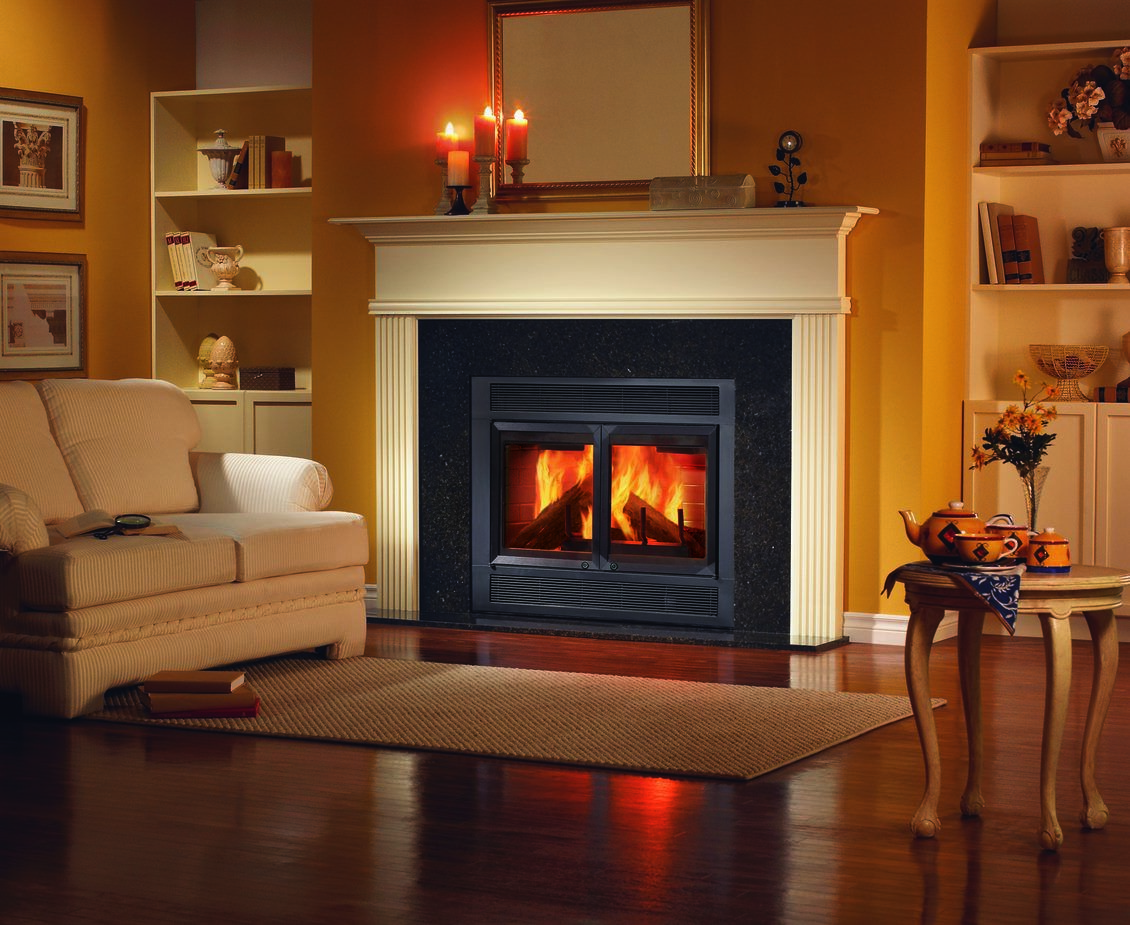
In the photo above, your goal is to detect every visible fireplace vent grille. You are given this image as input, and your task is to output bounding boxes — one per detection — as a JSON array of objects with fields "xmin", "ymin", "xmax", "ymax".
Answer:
[
  {"xmin": 489, "ymin": 382, "xmax": 720, "ymax": 417},
  {"xmin": 489, "ymin": 573, "xmax": 719, "ymax": 619}
]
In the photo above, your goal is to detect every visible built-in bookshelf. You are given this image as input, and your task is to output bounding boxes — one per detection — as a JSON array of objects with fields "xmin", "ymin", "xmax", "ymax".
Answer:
[{"xmin": 150, "ymin": 85, "xmax": 313, "ymax": 455}]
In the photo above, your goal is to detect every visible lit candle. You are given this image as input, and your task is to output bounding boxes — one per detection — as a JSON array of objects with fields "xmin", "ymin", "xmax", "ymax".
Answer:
[
  {"xmin": 505, "ymin": 109, "xmax": 528, "ymax": 161},
  {"xmin": 474, "ymin": 106, "xmax": 497, "ymax": 158},
  {"xmin": 447, "ymin": 149, "xmax": 470, "ymax": 186},
  {"xmin": 435, "ymin": 122, "xmax": 459, "ymax": 159}
]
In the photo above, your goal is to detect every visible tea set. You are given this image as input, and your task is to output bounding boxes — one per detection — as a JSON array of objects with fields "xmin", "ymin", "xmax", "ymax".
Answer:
[{"xmin": 899, "ymin": 501, "xmax": 1070, "ymax": 573}]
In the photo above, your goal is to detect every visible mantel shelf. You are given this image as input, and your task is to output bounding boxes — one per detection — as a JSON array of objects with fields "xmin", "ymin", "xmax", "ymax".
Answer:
[{"xmin": 973, "ymin": 283, "xmax": 1130, "ymax": 292}]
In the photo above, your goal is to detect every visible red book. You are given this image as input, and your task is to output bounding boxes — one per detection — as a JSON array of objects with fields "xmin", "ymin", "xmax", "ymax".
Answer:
[
  {"xmin": 150, "ymin": 699, "xmax": 261, "ymax": 720},
  {"xmin": 142, "ymin": 684, "xmax": 258, "ymax": 716},
  {"xmin": 1012, "ymin": 214, "xmax": 1045, "ymax": 284},
  {"xmin": 997, "ymin": 213, "xmax": 1021, "ymax": 283}
]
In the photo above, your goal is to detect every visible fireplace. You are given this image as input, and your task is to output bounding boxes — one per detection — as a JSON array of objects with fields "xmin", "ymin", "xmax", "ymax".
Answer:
[
  {"xmin": 470, "ymin": 377, "xmax": 735, "ymax": 629},
  {"xmin": 332, "ymin": 206, "xmax": 875, "ymax": 647}
]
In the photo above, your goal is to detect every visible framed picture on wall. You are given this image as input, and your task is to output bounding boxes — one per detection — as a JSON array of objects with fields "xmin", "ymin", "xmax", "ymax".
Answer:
[
  {"xmin": 0, "ymin": 87, "xmax": 83, "ymax": 222},
  {"xmin": 0, "ymin": 251, "xmax": 86, "ymax": 379}
]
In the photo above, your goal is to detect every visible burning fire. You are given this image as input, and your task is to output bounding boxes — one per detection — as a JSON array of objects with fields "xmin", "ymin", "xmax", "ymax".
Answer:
[{"xmin": 534, "ymin": 445, "xmax": 686, "ymax": 542}]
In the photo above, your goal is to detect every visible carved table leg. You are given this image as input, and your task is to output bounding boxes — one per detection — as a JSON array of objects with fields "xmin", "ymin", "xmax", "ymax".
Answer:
[
  {"xmin": 1038, "ymin": 612, "xmax": 1072, "ymax": 851},
  {"xmin": 957, "ymin": 610, "xmax": 986, "ymax": 817},
  {"xmin": 1079, "ymin": 608, "xmax": 1119, "ymax": 830},
  {"xmin": 904, "ymin": 603, "xmax": 945, "ymax": 838}
]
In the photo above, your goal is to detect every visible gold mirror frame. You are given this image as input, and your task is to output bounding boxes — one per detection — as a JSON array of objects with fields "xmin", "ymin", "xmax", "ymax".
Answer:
[{"xmin": 489, "ymin": 0, "xmax": 710, "ymax": 204}]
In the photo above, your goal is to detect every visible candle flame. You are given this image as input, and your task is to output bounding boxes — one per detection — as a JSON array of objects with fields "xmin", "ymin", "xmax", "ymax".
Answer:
[
  {"xmin": 514, "ymin": 109, "xmax": 525, "ymax": 121},
  {"xmin": 483, "ymin": 106, "xmax": 494, "ymax": 118},
  {"xmin": 443, "ymin": 122, "xmax": 457, "ymax": 138}
]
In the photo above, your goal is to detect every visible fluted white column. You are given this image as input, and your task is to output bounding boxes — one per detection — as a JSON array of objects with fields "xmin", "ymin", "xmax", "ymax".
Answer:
[
  {"xmin": 791, "ymin": 312, "xmax": 845, "ymax": 643},
  {"xmin": 374, "ymin": 315, "xmax": 419, "ymax": 614}
]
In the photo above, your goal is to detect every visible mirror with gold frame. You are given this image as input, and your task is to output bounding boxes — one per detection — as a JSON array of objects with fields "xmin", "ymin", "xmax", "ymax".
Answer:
[{"xmin": 489, "ymin": 0, "xmax": 709, "ymax": 204}]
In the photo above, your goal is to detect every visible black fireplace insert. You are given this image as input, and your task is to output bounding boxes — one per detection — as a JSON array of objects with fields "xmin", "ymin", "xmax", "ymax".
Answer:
[{"xmin": 471, "ymin": 377, "xmax": 735, "ymax": 629}]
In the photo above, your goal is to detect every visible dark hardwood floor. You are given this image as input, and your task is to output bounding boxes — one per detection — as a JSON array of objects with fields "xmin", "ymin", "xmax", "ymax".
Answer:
[{"xmin": 3, "ymin": 624, "xmax": 1130, "ymax": 924}]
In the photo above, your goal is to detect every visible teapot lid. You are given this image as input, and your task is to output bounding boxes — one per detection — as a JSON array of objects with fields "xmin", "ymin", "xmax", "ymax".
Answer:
[
  {"xmin": 933, "ymin": 500, "xmax": 978, "ymax": 519},
  {"xmin": 1031, "ymin": 526, "xmax": 1068, "ymax": 544}
]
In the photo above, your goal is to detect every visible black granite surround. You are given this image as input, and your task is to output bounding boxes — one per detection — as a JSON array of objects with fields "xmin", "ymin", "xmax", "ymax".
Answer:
[{"xmin": 416, "ymin": 318, "xmax": 793, "ymax": 646}]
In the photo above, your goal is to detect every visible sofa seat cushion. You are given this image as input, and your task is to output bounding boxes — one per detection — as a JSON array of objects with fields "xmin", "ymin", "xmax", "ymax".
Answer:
[
  {"xmin": 1, "ymin": 565, "xmax": 364, "ymax": 650},
  {"xmin": 161, "ymin": 512, "xmax": 368, "ymax": 582},
  {"xmin": 37, "ymin": 378, "xmax": 202, "ymax": 515},
  {"xmin": 18, "ymin": 523, "xmax": 236, "ymax": 612},
  {"xmin": 0, "ymin": 381, "xmax": 84, "ymax": 524}
]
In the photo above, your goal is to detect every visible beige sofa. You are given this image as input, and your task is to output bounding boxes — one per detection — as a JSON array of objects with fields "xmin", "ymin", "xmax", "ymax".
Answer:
[{"xmin": 0, "ymin": 378, "xmax": 368, "ymax": 717}]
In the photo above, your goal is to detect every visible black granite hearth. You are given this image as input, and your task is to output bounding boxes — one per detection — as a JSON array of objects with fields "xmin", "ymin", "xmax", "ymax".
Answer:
[{"xmin": 414, "ymin": 318, "xmax": 802, "ymax": 648}]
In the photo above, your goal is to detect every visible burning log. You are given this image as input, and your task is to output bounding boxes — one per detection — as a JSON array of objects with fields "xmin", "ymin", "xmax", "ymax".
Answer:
[
  {"xmin": 621, "ymin": 493, "xmax": 706, "ymax": 557},
  {"xmin": 510, "ymin": 475, "xmax": 592, "ymax": 550}
]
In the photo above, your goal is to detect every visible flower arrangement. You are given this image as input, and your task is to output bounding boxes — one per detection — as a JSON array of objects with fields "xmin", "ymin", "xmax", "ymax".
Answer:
[
  {"xmin": 969, "ymin": 370, "xmax": 1058, "ymax": 529},
  {"xmin": 1047, "ymin": 47, "xmax": 1130, "ymax": 137}
]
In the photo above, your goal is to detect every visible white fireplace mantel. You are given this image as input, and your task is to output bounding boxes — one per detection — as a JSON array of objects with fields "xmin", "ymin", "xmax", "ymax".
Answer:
[{"xmin": 332, "ymin": 206, "xmax": 876, "ymax": 644}]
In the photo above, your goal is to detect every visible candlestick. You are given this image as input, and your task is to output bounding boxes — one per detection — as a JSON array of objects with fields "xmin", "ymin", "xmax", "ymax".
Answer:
[
  {"xmin": 504, "ymin": 109, "xmax": 528, "ymax": 161},
  {"xmin": 506, "ymin": 158, "xmax": 530, "ymax": 185},
  {"xmin": 445, "ymin": 186, "xmax": 471, "ymax": 216},
  {"xmin": 447, "ymin": 149, "xmax": 470, "ymax": 187},
  {"xmin": 472, "ymin": 154, "xmax": 496, "ymax": 213},
  {"xmin": 473, "ymin": 106, "xmax": 497, "ymax": 158}
]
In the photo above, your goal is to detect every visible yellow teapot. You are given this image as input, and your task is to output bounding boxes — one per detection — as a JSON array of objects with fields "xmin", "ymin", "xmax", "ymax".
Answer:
[{"xmin": 899, "ymin": 501, "xmax": 986, "ymax": 563}]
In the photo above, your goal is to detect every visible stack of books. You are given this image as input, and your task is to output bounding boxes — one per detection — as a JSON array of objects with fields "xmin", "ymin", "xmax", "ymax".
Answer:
[
  {"xmin": 979, "ymin": 140, "xmax": 1056, "ymax": 167},
  {"xmin": 140, "ymin": 669, "xmax": 260, "ymax": 718},
  {"xmin": 224, "ymin": 136, "xmax": 287, "ymax": 190}
]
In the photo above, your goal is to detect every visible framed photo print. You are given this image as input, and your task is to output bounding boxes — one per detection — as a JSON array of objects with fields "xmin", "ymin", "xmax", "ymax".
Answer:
[
  {"xmin": 0, "ymin": 252, "xmax": 86, "ymax": 379},
  {"xmin": 0, "ymin": 87, "xmax": 83, "ymax": 222}
]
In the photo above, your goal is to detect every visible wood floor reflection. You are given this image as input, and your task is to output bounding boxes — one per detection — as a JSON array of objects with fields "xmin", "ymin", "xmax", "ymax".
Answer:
[{"xmin": 3, "ymin": 624, "xmax": 1130, "ymax": 924}]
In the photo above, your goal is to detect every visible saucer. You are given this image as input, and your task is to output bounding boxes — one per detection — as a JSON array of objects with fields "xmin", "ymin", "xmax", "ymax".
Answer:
[{"xmin": 940, "ymin": 560, "xmax": 1023, "ymax": 573}]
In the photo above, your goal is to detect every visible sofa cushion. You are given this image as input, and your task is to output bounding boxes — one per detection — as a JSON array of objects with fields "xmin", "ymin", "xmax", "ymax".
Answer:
[
  {"xmin": 36, "ymin": 378, "xmax": 201, "ymax": 516},
  {"xmin": 161, "ymin": 511, "xmax": 368, "ymax": 582},
  {"xmin": 18, "ymin": 523, "xmax": 236, "ymax": 611},
  {"xmin": 0, "ymin": 381, "xmax": 83, "ymax": 524}
]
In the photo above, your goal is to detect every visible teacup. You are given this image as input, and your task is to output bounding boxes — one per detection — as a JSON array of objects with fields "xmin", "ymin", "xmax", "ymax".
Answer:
[
  {"xmin": 985, "ymin": 521, "xmax": 1030, "ymax": 558},
  {"xmin": 954, "ymin": 532, "xmax": 1020, "ymax": 565}
]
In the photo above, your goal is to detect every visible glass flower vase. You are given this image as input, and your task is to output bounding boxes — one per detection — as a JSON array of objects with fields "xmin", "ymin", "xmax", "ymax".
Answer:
[{"xmin": 1021, "ymin": 466, "xmax": 1049, "ymax": 533}]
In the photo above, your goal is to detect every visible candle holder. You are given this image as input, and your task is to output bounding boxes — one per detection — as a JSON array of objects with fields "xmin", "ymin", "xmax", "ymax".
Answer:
[
  {"xmin": 445, "ymin": 185, "xmax": 471, "ymax": 216},
  {"xmin": 472, "ymin": 155, "xmax": 496, "ymax": 214},
  {"xmin": 434, "ymin": 157, "xmax": 451, "ymax": 215},
  {"xmin": 506, "ymin": 158, "xmax": 530, "ymax": 185}
]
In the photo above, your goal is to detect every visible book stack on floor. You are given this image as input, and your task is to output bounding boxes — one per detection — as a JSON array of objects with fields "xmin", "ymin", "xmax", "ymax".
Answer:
[
  {"xmin": 140, "ymin": 669, "xmax": 260, "ymax": 718},
  {"xmin": 979, "ymin": 140, "xmax": 1056, "ymax": 167},
  {"xmin": 978, "ymin": 201, "xmax": 1045, "ymax": 284}
]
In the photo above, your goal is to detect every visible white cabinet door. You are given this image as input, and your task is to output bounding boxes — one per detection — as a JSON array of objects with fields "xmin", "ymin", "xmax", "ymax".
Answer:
[
  {"xmin": 1095, "ymin": 404, "xmax": 1130, "ymax": 575},
  {"xmin": 963, "ymin": 401, "xmax": 1096, "ymax": 563}
]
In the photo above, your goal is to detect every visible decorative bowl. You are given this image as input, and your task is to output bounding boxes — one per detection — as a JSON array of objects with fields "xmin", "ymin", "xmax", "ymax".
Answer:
[{"xmin": 1029, "ymin": 344, "xmax": 1109, "ymax": 401}]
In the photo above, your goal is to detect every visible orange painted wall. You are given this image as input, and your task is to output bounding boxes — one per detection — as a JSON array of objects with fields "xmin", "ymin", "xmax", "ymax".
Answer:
[
  {"xmin": 0, "ymin": 0, "xmax": 195, "ymax": 378},
  {"xmin": 311, "ymin": 0, "xmax": 994, "ymax": 612}
]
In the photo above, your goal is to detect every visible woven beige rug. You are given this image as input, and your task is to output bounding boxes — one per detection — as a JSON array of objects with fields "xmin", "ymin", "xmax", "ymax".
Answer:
[{"xmin": 90, "ymin": 656, "xmax": 943, "ymax": 780}]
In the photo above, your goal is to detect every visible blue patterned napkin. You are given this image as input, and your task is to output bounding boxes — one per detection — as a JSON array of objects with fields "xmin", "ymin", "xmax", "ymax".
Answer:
[{"xmin": 883, "ymin": 561, "xmax": 1023, "ymax": 634}]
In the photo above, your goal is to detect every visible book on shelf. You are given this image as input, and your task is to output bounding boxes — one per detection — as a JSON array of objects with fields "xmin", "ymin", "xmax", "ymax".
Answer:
[
  {"xmin": 979, "ymin": 141, "xmax": 1051, "ymax": 153},
  {"xmin": 143, "ymin": 668, "xmax": 246, "ymax": 693},
  {"xmin": 225, "ymin": 140, "xmax": 250, "ymax": 190},
  {"xmin": 141, "ymin": 684, "xmax": 260, "ymax": 718},
  {"xmin": 1012, "ymin": 214, "xmax": 1045, "ymax": 284},
  {"xmin": 979, "ymin": 153, "xmax": 1058, "ymax": 166},
  {"xmin": 997, "ymin": 212, "xmax": 1021, "ymax": 284},
  {"xmin": 978, "ymin": 201, "xmax": 1013, "ymax": 284},
  {"xmin": 166, "ymin": 231, "xmax": 218, "ymax": 291},
  {"xmin": 1094, "ymin": 383, "xmax": 1130, "ymax": 402},
  {"xmin": 248, "ymin": 135, "xmax": 285, "ymax": 189}
]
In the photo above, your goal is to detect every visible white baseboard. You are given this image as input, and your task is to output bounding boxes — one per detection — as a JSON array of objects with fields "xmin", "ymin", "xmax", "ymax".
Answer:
[{"xmin": 843, "ymin": 610, "xmax": 959, "ymax": 646}]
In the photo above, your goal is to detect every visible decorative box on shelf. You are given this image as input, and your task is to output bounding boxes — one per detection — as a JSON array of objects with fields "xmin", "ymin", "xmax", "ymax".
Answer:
[
  {"xmin": 649, "ymin": 174, "xmax": 755, "ymax": 211},
  {"xmin": 240, "ymin": 366, "xmax": 296, "ymax": 390}
]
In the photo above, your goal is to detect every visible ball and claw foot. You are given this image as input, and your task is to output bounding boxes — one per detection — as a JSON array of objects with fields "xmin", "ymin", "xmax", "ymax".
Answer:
[
  {"xmin": 1081, "ymin": 802, "xmax": 1109, "ymax": 830},
  {"xmin": 911, "ymin": 813, "xmax": 940, "ymax": 838},
  {"xmin": 1039, "ymin": 824, "xmax": 1064, "ymax": 852},
  {"xmin": 960, "ymin": 792, "xmax": 985, "ymax": 817}
]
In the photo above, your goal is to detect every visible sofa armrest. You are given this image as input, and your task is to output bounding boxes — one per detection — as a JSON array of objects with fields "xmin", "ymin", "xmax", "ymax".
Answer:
[
  {"xmin": 0, "ymin": 483, "xmax": 50, "ymax": 554},
  {"xmin": 190, "ymin": 453, "xmax": 335, "ymax": 513}
]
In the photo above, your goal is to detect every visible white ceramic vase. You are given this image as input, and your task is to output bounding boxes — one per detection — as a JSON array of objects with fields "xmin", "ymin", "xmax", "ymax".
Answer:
[
  {"xmin": 202, "ymin": 244, "xmax": 244, "ymax": 290},
  {"xmin": 1104, "ymin": 227, "xmax": 1130, "ymax": 284},
  {"xmin": 1096, "ymin": 122, "xmax": 1130, "ymax": 163}
]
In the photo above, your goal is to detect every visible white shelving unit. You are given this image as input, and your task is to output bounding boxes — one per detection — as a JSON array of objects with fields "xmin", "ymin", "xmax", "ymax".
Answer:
[
  {"xmin": 964, "ymin": 41, "xmax": 1130, "ymax": 608},
  {"xmin": 150, "ymin": 85, "xmax": 313, "ymax": 456}
]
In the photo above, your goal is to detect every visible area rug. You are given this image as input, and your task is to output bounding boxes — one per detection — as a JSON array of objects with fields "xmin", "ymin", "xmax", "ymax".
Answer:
[{"xmin": 88, "ymin": 656, "xmax": 944, "ymax": 780}]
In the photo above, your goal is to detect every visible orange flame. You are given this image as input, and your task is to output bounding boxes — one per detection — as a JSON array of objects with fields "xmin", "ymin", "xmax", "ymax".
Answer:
[
  {"xmin": 610, "ymin": 446, "xmax": 684, "ymax": 540},
  {"xmin": 536, "ymin": 448, "xmax": 593, "ymax": 537}
]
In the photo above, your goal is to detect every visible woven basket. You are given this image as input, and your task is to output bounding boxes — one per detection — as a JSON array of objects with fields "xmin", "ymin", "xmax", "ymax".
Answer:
[{"xmin": 1028, "ymin": 344, "xmax": 1109, "ymax": 401}]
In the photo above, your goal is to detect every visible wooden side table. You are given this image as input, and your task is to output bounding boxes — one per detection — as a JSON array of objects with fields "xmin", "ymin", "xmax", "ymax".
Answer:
[{"xmin": 891, "ymin": 563, "xmax": 1128, "ymax": 851}]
